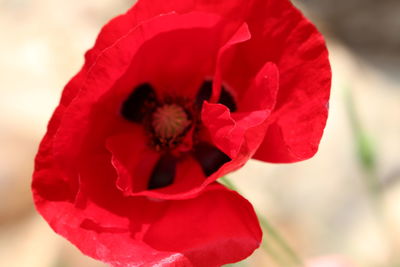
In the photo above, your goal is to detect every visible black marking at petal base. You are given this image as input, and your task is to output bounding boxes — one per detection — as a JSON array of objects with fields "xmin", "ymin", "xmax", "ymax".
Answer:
[
  {"xmin": 194, "ymin": 81, "xmax": 213, "ymax": 110},
  {"xmin": 193, "ymin": 142, "xmax": 231, "ymax": 177},
  {"xmin": 121, "ymin": 83, "xmax": 157, "ymax": 123},
  {"xmin": 218, "ymin": 87, "xmax": 237, "ymax": 112},
  {"xmin": 148, "ymin": 154, "xmax": 178, "ymax": 190}
]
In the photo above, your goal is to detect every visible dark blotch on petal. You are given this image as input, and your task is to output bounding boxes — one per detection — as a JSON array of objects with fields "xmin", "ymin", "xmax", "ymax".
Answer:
[
  {"xmin": 121, "ymin": 83, "xmax": 157, "ymax": 122},
  {"xmin": 193, "ymin": 142, "xmax": 231, "ymax": 177},
  {"xmin": 148, "ymin": 154, "xmax": 177, "ymax": 190},
  {"xmin": 219, "ymin": 87, "xmax": 237, "ymax": 112},
  {"xmin": 194, "ymin": 81, "xmax": 213, "ymax": 110}
]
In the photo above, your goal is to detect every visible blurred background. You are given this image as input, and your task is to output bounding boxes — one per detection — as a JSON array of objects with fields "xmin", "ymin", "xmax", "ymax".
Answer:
[{"xmin": 0, "ymin": 0, "xmax": 399, "ymax": 266}]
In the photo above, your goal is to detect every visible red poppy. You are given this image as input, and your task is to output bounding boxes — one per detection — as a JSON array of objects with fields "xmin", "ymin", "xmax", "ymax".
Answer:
[{"xmin": 32, "ymin": 0, "xmax": 330, "ymax": 266}]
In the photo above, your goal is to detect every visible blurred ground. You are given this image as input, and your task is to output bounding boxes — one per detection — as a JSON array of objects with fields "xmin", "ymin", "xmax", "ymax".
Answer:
[{"xmin": 0, "ymin": 0, "xmax": 399, "ymax": 266}]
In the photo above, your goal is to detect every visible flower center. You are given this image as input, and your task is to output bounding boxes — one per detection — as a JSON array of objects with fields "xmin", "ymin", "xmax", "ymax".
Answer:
[{"xmin": 151, "ymin": 104, "xmax": 190, "ymax": 140}]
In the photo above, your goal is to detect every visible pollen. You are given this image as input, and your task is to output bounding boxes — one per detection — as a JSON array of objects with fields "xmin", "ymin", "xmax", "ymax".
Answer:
[{"xmin": 151, "ymin": 104, "xmax": 190, "ymax": 140}]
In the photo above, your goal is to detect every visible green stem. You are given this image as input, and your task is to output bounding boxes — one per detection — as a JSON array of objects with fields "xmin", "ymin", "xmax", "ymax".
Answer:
[
  {"xmin": 345, "ymin": 87, "xmax": 382, "ymax": 200},
  {"xmin": 344, "ymin": 87, "xmax": 400, "ymax": 265},
  {"xmin": 258, "ymin": 214, "xmax": 304, "ymax": 266},
  {"xmin": 219, "ymin": 177, "xmax": 304, "ymax": 267},
  {"xmin": 220, "ymin": 176, "xmax": 236, "ymax": 191}
]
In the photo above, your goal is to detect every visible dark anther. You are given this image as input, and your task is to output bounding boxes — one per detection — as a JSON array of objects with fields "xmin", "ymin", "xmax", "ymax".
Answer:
[
  {"xmin": 194, "ymin": 81, "xmax": 213, "ymax": 110},
  {"xmin": 121, "ymin": 83, "xmax": 157, "ymax": 123},
  {"xmin": 193, "ymin": 142, "xmax": 231, "ymax": 177},
  {"xmin": 148, "ymin": 154, "xmax": 178, "ymax": 190},
  {"xmin": 218, "ymin": 87, "xmax": 237, "ymax": 112}
]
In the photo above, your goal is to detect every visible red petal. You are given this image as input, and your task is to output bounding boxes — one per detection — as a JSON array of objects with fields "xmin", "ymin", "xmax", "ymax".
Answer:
[
  {"xmin": 143, "ymin": 155, "xmax": 206, "ymax": 197},
  {"xmin": 114, "ymin": 12, "xmax": 226, "ymax": 100},
  {"xmin": 105, "ymin": 125, "xmax": 160, "ymax": 194},
  {"xmin": 59, "ymin": 0, "xmax": 255, "ymax": 108},
  {"xmin": 200, "ymin": 61, "xmax": 279, "ymax": 167},
  {"xmin": 202, "ymin": 103, "xmax": 270, "ymax": 159},
  {"xmin": 220, "ymin": 0, "xmax": 331, "ymax": 162},
  {"xmin": 143, "ymin": 183, "xmax": 262, "ymax": 266},
  {"xmin": 211, "ymin": 22, "xmax": 251, "ymax": 103},
  {"xmin": 34, "ymin": 159, "xmax": 261, "ymax": 267}
]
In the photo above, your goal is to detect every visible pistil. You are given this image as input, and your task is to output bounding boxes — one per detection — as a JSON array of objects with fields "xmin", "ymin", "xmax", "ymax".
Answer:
[{"xmin": 151, "ymin": 104, "xmax": 191, "ymax": 140}]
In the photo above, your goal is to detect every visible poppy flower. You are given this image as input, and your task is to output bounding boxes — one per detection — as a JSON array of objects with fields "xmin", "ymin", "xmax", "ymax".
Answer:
[{"xmin": 32, "ymin": 0, "xmax": 331, "ymax": 266}]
